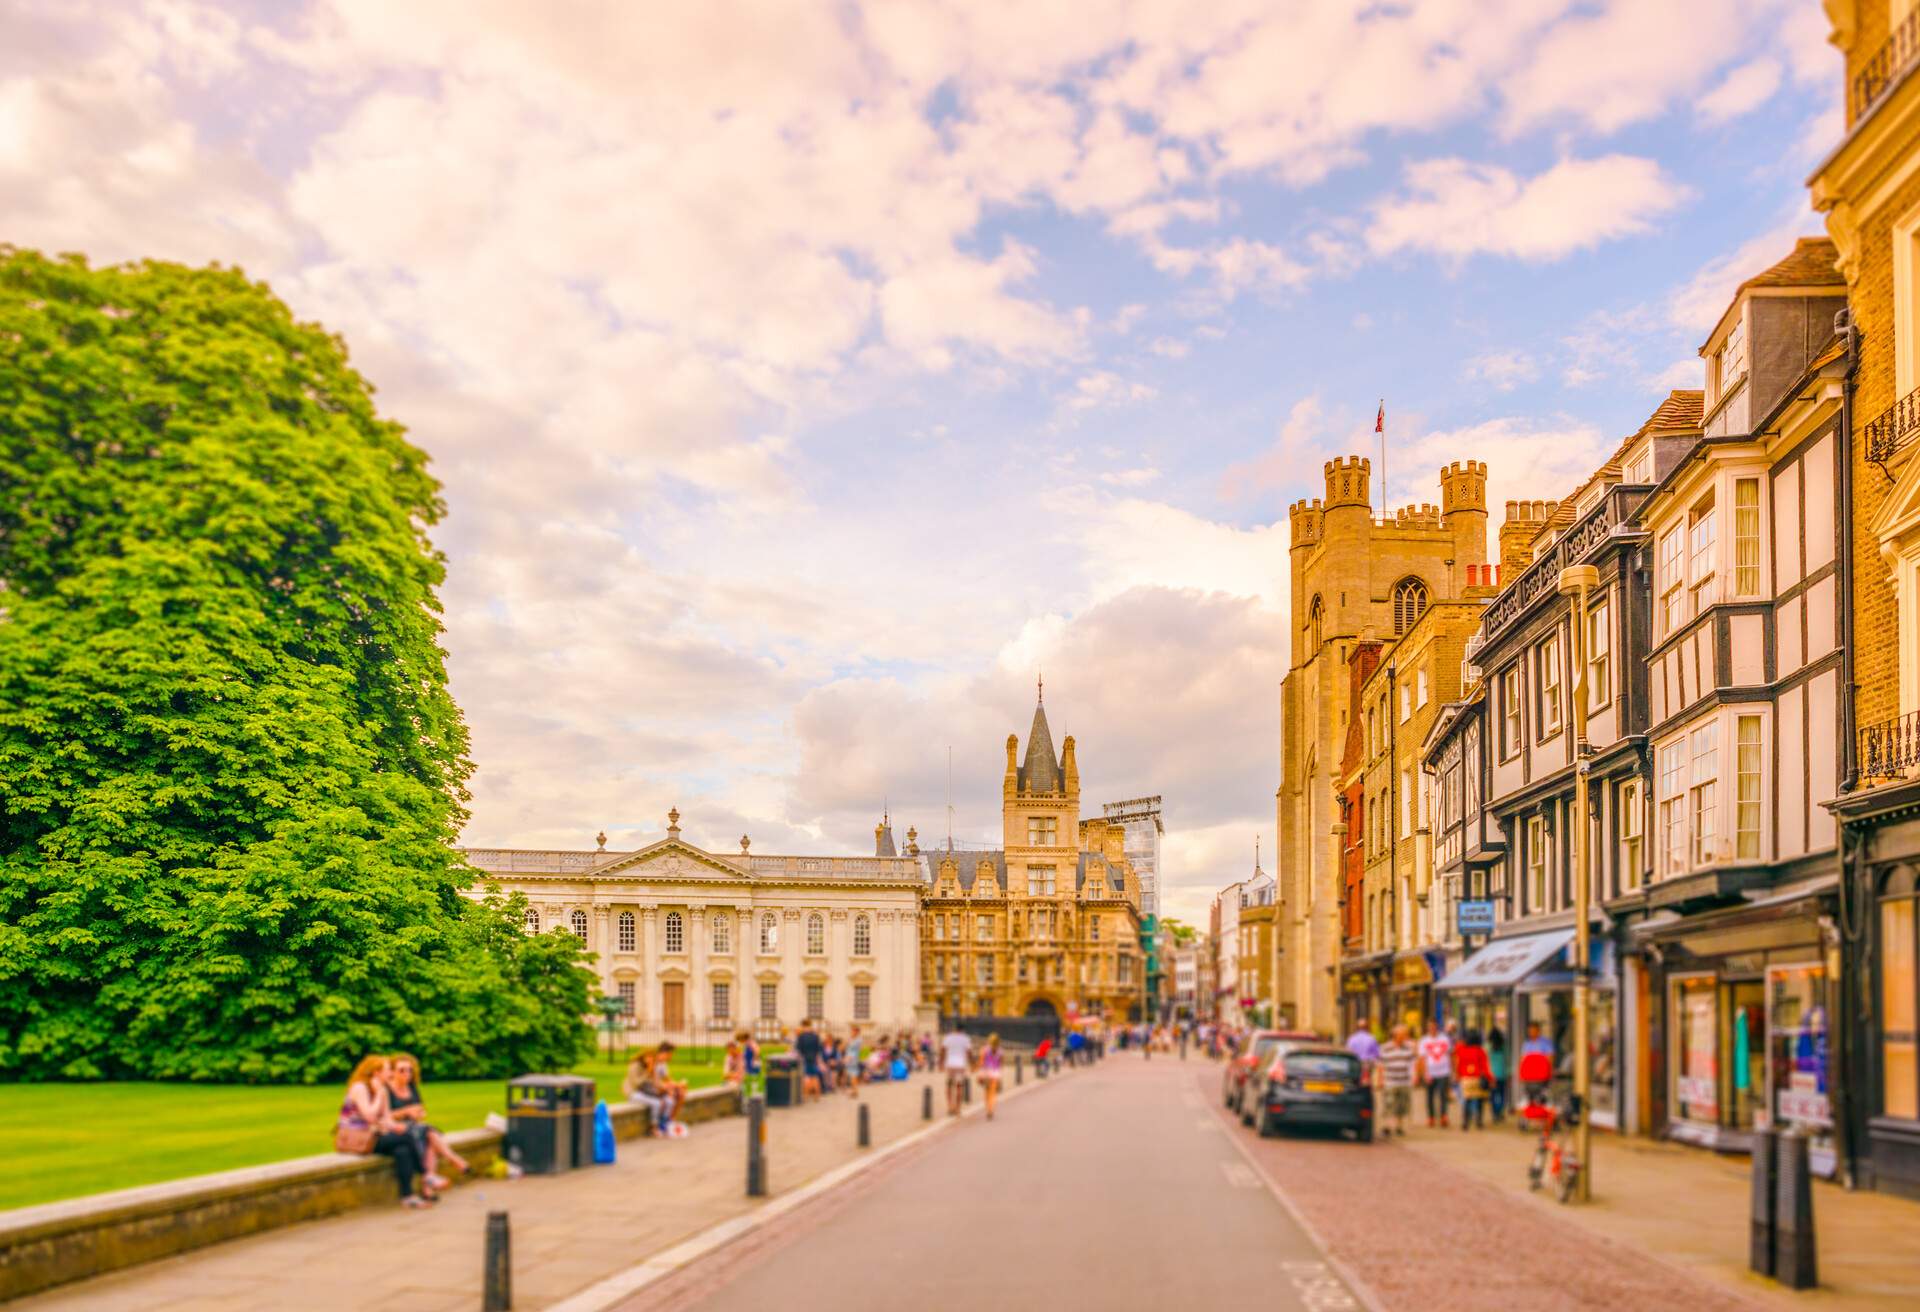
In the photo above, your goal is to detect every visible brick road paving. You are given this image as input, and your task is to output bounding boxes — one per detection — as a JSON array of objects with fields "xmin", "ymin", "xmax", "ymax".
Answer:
[{"xmin": 1203, "ymin": 1068, "xmax": 1765, "ymax": 1312}]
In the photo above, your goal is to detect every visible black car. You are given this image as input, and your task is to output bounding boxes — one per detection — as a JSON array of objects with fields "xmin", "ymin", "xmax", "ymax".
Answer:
[{"xmin": 1254, "ymin": 1044, "xmax": 1372, "ymax": 1142}]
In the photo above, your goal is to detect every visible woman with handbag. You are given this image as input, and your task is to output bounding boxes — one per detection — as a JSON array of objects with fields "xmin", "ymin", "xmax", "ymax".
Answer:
[
  {"xmin": 337, "ymin": 1055, "xmax": 434, "ymax": 1207},
  {"xmin": 385, "ymin": 1053, "xmax": 469, "ymax": 1191}
]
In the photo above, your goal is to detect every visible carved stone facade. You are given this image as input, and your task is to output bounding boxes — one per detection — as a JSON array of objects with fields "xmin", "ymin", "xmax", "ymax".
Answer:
[{"xmin": 465, "ymin": 811, "xmax": 924, "ymax": 1039}]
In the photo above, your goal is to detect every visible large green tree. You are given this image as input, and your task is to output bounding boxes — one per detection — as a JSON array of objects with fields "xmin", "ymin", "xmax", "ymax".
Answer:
[{"xmin": 0, "ymin": 248, "xmax": 593, "ymax": 1081}]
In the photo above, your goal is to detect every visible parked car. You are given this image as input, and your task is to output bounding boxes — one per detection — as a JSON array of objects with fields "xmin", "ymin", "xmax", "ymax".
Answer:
[
  {"xmin": 1222, "ymin": 1029, "xmax": 1319, "ymax": 1120},
  {"xmin": 1251, "ymin": 1044, "xmax": 1373, "ymax": 1142}
]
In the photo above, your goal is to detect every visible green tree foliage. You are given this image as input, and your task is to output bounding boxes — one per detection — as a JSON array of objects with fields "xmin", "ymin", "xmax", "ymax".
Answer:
[
  {"xmin": 1158, "ymin": 917, "xmax": 1197, "ymax": 945},
  {"xmin": 0, "ymin": 249, "xmax": 593, "ymax": 1081}
]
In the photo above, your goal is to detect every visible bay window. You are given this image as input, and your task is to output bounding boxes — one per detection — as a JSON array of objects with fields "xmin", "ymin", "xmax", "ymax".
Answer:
[
  {"xmin": 1689, "ymin": 721, "xmax": 1719, "ymax": 865},
  {"xmin": 1659, "ymin": 740, "xmax": 1687, "ymax": 876},
  {"xmin": 1619, "ymin": 779, "xmax": 1643, "ymax": 892},
  {"xmin": 1733, "ymin": 478, "xmax": 1762, "ymax": 596},
  {"xmin": 1688, "ymin": 493, "xmax": 1717, "ymax": 618},
  {"xmin": 1735, "ymin": 715, "xmax": 1762, "ymax": 858},
  {"xmin": 1658, "ymin": 526, "xmax": 1686, "ymax": 635}
]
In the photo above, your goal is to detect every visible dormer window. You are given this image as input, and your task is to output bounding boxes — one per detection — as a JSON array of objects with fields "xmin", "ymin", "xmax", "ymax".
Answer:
[{"xmin": 1714, "ymin": 317, "xmax": 1748, "ymax": 402}]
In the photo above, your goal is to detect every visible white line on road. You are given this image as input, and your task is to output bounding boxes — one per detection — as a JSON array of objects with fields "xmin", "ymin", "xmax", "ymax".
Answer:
[
  {"xmin": 1221, "ymin": 1161, "xmax": 1260, "ymax": 1189},
  {"xmin": 1195, "ymin": 1117, "xmax": 1222, "ymax": 1132}
]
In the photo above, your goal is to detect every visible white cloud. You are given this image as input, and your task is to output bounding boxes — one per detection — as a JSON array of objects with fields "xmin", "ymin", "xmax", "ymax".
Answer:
[
  {"xmin": 1065, "ymin": 370, "xmax": 1158, "ymax": 412},
  {"xmin": 1696, "ymin": 57, "xmax": 1784, "ymax": 125},
  {"xmin": 1464, "ymin": 348, "xmax": 1540, "ymax": 391},
  {"xmin": 1099, "ymin": 466, "xmax": 1162, "ymax": 487},
  {"xmin": 1370, "ymin": 155, "xmax": 1688, "ymax": 262},
  {"xmin": 1668, "ymin": 212, "xmax": 1827, "ymax": 336}
]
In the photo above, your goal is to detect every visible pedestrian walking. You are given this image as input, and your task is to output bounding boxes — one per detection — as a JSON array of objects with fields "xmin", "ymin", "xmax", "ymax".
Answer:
[
  {"xmin": 1418, "ymin": 1019, "xmax": 1453, "ymax": 1127},
  {"xmin": 1453, "ymin": 1028, "xmax": 1491, "ymax": 1130},
  {"xmin": 1486, "ymin": 1027, "xmax": 1509, "ymax": 1124},
  {"xmin": 978, "ymin": 1033, "xmax": 1003, "ymax": 1120},
  {"xmin": 1376, "ymin": 1024, "xmax": 1417, "ymax": 1137},
  {"xmin": 1344, "ymin": 1015, "xmax": 1381, "ymax": 1077},
  {"xmin": 941, "ymin": 1025, "xmax": 973, "ymax": 1116},
  {"xmin": 1517, "ymin": 1021, "xmax": 1554, "ymax": 1117}
]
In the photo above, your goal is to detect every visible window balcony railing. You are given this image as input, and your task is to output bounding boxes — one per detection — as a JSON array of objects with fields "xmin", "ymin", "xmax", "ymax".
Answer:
[
  {"xmin": 1852, "ymin": 6, "xmax": 1920, "ymax": 123},
  {"xmin": 1865, "ymin": 384, "xmax": 1920, "ymax": 467},
  {"xmin": 1860, "ymin": 710, "xmax": 1920, "ymax": 782}
]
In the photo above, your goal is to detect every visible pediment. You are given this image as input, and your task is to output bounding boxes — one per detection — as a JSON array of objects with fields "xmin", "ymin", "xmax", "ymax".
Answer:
[{"xmin": 597, "ymin": 837, "xmax": 750, "ymax": 881}]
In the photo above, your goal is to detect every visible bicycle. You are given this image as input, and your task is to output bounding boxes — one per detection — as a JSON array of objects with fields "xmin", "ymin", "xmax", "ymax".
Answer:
[{"xmin": 1523, "ymin": 1092, "xmax": 1582, "ymax": 1203}]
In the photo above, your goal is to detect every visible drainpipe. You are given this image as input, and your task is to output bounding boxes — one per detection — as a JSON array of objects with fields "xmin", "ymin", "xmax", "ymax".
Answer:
[
  {"xmin": 1833, "ymin": 308, "xmax": 1864, "ymax": 1190},
  {"xmin": 1839, "ymin": 307, "xmax": 1860, "ymax": 794}
]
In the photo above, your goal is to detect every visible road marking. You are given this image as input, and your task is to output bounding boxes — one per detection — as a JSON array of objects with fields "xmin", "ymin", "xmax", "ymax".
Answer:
[
  {"xmin": 1282, "ymin": 1261, "xmax": 1360, "ymax": 1311},
  {"xmin": 1195, "ymin": 1117, "xmax": 1221, "ymax": 1132},
  {"xmin": 1221, "ymin": 1161, "xmax": 1260, "ymax": 1189}
]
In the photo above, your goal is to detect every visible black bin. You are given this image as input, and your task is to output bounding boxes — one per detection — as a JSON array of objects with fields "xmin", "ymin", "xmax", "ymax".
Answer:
[
  {"xmin": 764, "ymin": 1053, "xmax": 801, "ymax": 1108},
  {"xmin": 506, "ymin": 1075, "xmax": 577, "ymax": 1174},
  {"xmin": 556, "ymin": 1074, "xmax": 598, "ymax": 1167}
]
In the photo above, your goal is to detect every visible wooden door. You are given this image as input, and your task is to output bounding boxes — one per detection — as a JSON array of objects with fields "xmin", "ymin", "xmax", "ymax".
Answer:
[{"xmin": 662, "ymin": 981, "xmax": 686, "ymax": 1033}]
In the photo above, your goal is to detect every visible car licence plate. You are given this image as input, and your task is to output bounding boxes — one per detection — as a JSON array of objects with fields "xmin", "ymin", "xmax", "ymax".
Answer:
[{"xmin": 1303, "ymin": 1080, "xmax": 1344, "ymax": 1094}]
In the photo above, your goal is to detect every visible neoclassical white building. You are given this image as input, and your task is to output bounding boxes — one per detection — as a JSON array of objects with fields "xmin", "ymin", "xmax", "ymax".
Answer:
[{"xmin": 464, "ymin": 809, "xmax": 926, "ymax": 1039}]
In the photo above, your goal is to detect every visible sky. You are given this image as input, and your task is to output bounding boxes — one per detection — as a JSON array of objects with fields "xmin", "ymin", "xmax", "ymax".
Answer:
[{"xmin": 0, "ymin": 0, "xmax": 1841, "ymax": 925}]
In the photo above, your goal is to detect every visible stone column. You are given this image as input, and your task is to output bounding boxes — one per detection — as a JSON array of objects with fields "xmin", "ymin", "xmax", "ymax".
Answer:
[
  {"xmin": 782, "ymin": 906, "xmax": 804, "ymax": 1022},
  {"xmin": 592, "ymin": 905, "xmax": 613, "ymax": 1001},
  {"xmin": 688, "ymin": 905, "xmax": 708, "ymax": 1043},
  {"xmin": 639, "ymin": 907, "xmax": 658, "ymax": 1033}
]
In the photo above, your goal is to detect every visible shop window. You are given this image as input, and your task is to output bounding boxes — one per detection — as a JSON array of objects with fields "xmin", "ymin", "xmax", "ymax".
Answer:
[
  {"xmin": 1733, "ymin": 479, "xmax": 1762, "ymax": 596},
  {"xmin": 1886, "ymin": 891, "xmax": 1919, "ymax": 1121},
  {"xmin": 1768, "ymin": 965, "xmax": 1833, "ymax": 1146},
  {"xmin": 1735, "ymin": 716, "xmax": 1763, "ymax": 859},
  {"xmin": 1673, "ymin": 976, "xmax": 1719, "ymax": 1124}
]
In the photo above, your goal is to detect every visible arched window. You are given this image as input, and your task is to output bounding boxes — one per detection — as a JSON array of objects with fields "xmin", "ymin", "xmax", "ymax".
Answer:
[
  {"xmin": 711, "ymin": 911, "xmax": 731, "ymax": 954},
  {"xmin": 1393, "ymin": 577, "xmax": 1430, "ymax": 634},
  {"xmin": 807, "ymin": 913, "xmax": 825, "ymax": 955},
  {"xmin": 569, "ymin": 909, "xmax": 588, "ymax": 943},
  {"xmin": 664, "ymin": 911, "xmax": 684, "ymax": 954},
  {"xmin": 759, "ymin": 912, "xmax": 778, "ymax": 953},
  {"xmin": 1306, "ymin": 594, "xmax": 1325, "ymax": 653},
  {"xmin": 617, "ymin": 910, "xmax": 636, "ymax": 952},
  {"xmin": 853, "ymin": 914, "xmax": 871, "ymax": 955},
  {"xmin": 524, "ymin": 907, "xmax": 541, "ymax": 934}
]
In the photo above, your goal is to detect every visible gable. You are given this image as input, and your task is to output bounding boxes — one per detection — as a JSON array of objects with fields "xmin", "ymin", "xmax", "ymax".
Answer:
[{"xmin": 594, "ymin": 837, "xmax": 749, "ymax": 881}]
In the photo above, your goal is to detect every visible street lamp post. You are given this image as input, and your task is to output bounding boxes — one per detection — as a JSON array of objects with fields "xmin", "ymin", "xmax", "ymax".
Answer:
[{"xmin": 1556, "ymin": 563, "xmax": 1598, "ymax": 1202}]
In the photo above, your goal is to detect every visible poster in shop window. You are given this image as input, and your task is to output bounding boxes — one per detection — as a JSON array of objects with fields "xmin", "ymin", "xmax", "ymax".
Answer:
[{"xmin": 1676, "ymin": 982, "xmax": 1718, "ymax": 1122}]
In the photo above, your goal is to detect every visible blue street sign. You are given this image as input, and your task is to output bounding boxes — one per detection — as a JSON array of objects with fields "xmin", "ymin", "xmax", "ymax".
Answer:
[{"xmin": 1457, "ymin": 899, "xmax": 1496, "ymax": 935}]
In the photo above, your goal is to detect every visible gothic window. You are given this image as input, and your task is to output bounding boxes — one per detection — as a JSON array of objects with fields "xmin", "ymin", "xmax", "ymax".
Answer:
[
  {"xmin": 1307, "ymin": 594, "xmax": 1325, "ymax": 653},
  {"xmin": 664, "ymin": 911, "xmax": 684, "ymax": 953},
  {"xmin": 807, "ymin": 913, "xmax": 825, "ymax": 954},
  {"xmin": 760, "ymin": 912, "xmax": 779, "ymax": 953},
  {"xmin": 569, "ymin": 909, "xmax": 588, "ymax": 943},
  {"xmin": 853, "ymin": 914, "xmax": 872, "ymax": 955},
  {"xmin": 711, "ymin": 911, "xmax": 730, "ymax": 954},
  {"xmin": 1392, "ymin": 577, "xmax": 1429, "ymax": 634},
  {"xmin": 617, "ymin": 910, "xmax": 636, "ymax": 952},
  {"xmin": 524, "ymin": 907, "xmax": 540, "ymax": 934}
]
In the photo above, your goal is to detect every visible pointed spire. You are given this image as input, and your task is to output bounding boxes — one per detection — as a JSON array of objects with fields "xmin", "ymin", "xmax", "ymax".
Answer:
[{"xmin": 1019, "ymin": 681, "xmax": 1061, "ymax": 794}]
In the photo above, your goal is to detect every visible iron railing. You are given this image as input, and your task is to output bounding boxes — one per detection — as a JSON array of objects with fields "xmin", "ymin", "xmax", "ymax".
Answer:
[
  {"xmin": 1853, "ymin": 6, "xmax": 1920, "ymax": 123},
  {"xmin": 1859, "ymin": 710, "xmax": 1920, "ymax": 781},
  {"xmin": 1865, "ymin": 384, "xmax": 1920, "ymax": 467}
]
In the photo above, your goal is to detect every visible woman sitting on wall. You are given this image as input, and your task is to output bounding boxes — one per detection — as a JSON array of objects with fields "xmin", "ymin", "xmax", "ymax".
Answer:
[
  {"xmin": 385, "ymin": 1053, "xmax": 470, "ymax": 1189},
  {"xmin": 336, "ymin": 1055, "xmax": 435, "ymax": 1208}
]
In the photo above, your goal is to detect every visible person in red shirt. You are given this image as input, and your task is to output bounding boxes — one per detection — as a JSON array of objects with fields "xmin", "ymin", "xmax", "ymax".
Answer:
[{"xmin": 1453, "ymin": 1028, "xmax": 1492, "ymax": 1131}]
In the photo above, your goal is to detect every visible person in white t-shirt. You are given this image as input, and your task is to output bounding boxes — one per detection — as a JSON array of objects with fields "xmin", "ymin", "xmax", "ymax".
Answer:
[
  {"xmin": 941, "ymin": 1028, "xmax": 974, "ymax": 1116},
  {"xmin": 1418, "ymin": 1020, "xmax": 1454, "ymax": 1128}
]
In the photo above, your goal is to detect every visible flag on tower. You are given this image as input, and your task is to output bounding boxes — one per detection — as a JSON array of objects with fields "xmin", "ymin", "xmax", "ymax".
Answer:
[{"xmin": 1375, "ymin": 400, "xmax": 1385, "ymax": 433}]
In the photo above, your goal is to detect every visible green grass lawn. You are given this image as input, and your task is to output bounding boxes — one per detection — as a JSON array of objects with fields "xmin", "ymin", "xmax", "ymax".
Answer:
[{"xmin": 0, "ymin": 1044, "xmax": 767, "ymax": 1212}]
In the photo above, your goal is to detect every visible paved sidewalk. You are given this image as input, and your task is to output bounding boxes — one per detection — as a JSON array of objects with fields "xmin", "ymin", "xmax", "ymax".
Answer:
[
  {"xmin": 1394, "ymin": 1115, "xmax": 1920, "ymax": 1310},
  {"xmin": 18, "ymin": 1069, "xmax": 1036, "ymax": 1312}
]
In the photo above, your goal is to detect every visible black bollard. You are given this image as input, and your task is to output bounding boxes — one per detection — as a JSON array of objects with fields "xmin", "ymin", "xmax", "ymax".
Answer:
[
  {"xmin": 963, "ymin": 1073, "xmax": 972, "ymax": 1104},
  {"xmin": 1749, "ymin": 1127, "xmax": 1777, "ymax": 1278},
  {"xmin": 1015, "ymin": 1054, "xmax": 1024, "ymax": 1085},
  {"xmin": 746, "ymin": 1094, "xmax": 767, "ymax": 1197},
  {"xmin": 1774, "ymin": 1129, "xmax": 1817, "ymax": 1290},
  {"xmin": 857, "ymin": 1101, "xmax": 871, "ymax": 1147},
  {"xmin": 483, "ymin": 1210, "xmax": 511, "ymax": 1312},
  {"xmin": 922, "ymin": 1083, "xmax": 933, "ymax": 1120}
]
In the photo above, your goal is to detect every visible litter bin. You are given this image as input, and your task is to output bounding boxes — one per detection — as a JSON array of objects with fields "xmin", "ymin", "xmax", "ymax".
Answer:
[
  {"xmin": 556, "ymin": 1075, "xmax": 598, "ymax": 1168},
  {"xmin": 764, "ymin": 1053, "xmax": 802, "ymax": 1108},
  {"xmin": 506, "ymin": 1075, "xmax": 578, "ymax": 1174}
]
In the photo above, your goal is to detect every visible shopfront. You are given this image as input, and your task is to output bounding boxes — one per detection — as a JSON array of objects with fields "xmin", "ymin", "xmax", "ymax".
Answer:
[
  {"xmin": 1515, "ymin": 940, "xmax": 1622, "ymax": 1129},
  {"xmin": 1640, "ymin": 898, "xmax": 1837, "ymax": 1175},
  {"xmin": 1339, "ymin": 952, "xmax": 1391, "ymax": 1036},
  {"xmin": 1440, "ymin": 928, "xmax": 1605, "ymax": 1111}
]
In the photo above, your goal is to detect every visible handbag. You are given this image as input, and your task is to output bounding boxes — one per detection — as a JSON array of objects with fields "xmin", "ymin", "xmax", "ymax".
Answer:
[{"xmin": 334, "ymin": 1122, "xmax": 377, "ymax": 1155}]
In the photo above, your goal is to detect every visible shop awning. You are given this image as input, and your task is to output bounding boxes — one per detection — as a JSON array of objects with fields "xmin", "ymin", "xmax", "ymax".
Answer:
[{"xmin": 1435, "ymin": 928, "xmax": 1575, "ymax": 991}]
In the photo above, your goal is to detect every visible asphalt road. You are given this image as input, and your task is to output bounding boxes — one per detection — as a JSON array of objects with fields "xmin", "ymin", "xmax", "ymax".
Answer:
[{"xmin": 659, "ymin": 1054, "xmax": 1365, "ymax": 1312}]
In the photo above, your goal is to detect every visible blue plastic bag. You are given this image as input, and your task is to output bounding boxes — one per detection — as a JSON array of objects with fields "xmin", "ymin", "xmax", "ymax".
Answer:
[
  {"xmin": 890, "ymin": 1058, "xmax": 908, "ymax": 1081},
  {"xmin": 593, "ymin": 1099, "xmax": 617, "ymax": 1164}
]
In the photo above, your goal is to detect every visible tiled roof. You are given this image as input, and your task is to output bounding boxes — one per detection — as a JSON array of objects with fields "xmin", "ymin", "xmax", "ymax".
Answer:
[
  {"xmin": 1643, "ymin": 388, "xmax": 1704, "ymax": 432},
  {"xmin": 1737, "ymin": 237, "xmax": 1843, "ymax": 292}
]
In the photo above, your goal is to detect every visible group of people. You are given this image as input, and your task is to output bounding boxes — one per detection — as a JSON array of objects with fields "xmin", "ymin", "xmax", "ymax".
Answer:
[
  {"xmin": 937, "ymin": 1027, "xmax": 1005, "ymax": 1118},
  {"xmin": 623, "ymin": 1041, "xmax": 692, "ymax": 1135},
  {"xmin": 788, "ymin": 1019, "xmax": 937, "ymax": 1101},
  {"xmin": 336, "ymin": 1054, "xmax": 472, "ymax": 1208},
  {"xmin": 1347, "ymin": 1016, "xmax": 1557, "ymax": 1137}
]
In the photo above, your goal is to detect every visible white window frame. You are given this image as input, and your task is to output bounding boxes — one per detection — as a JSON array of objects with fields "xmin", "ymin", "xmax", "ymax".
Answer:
[
  {"xmin": 759, "ymin": 981, "xmax": 778, "ymax": 1019},
  {"xmin": 758, "ymin": 912, "xmax": 778, "ymax": 954},
  {"xmin": 1587, "ymin": 596, "xmax": 1612, "ymax": 713},
  {"xmin": 1735, "ymin": 713, "xmax": 1764, "ymax": 860},
  {"xmin": 711, "ymin": 981, "xmax": 731, "ymax": 1022},
  {"xmin": 1689, "ymin": 720, "xmax": 1719, "ymax": 866},
  {"xmin": 1502, "ymin": 666, "xmax": 1522, "ymax": 759},
  {"xmin": 1733, "ymin": 478, "xmax": 1763, "ymax": 597},
  {"xmin": 570, "ymin": 909, "xmax": 588, "ymax": 943},
  {"xmin": 853, "ymin": 914, "xmax": 872, "ymax": 956},
  {"xmin": 664, "ymin": 910, "xmax": 685, "ymax": 954},
  {"xmin": 1688, "ymin": 492, "xmax": 1718, "ymax": 619},
  {"xmin": 710, "ymin": 911, "xmax": 729, "ymax": 955},
  {"xmin": 806, "ymin": 983, "xmax": 824, "ymax": 1021},
  {"xmin": 806, "ymin": 912, "xmax": 825, "ymax": 955},
  {"xmin": 1538, "ymin": 638, "xmax": 1563, "ymax": 739},
  {"xmin": 1658, "ymin": 525, "xmax": 1686, "ymax": 637},
  {"xmin": 853, "ymin": 983, "xmax": 871, "ymax": 1021},
  {"xmin": 1620, "ymin": 779, "xmax": 1644, "ymax": 893},
  {"xmin": 1526, "ymin": 815, "xmax": 1547, "ymax": 914},
  {"xmin": 617, "ymin": 980, "xmax": 636, "ymax": 1016},
  {"xmin": 618, "ymin": 910, "xmax": 636, "ymax": 953},
  {"xmin": 524, "ymin": 907, "xmax": 541, "ymax": 934}
]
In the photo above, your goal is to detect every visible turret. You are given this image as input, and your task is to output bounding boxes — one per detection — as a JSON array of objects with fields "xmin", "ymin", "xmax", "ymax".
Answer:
[
  {"xmin": 1061, "ymin": 734, "xmax": 1080, "ymax": 798},
  {"xmin": 1322, "ymin": 456, "xmax": 1371, "ymax": 511},
  {"xmin": 1441, "ymin": 460, "xmax": 1489, "ymax": 593},
  {"xmin": 1288, "ymin": 497, "xmax": 1324, "ymax": 550},
  {"xmin": 1499, "ymin": 500, "xmax": 1555, "ymax": 583},
  {"xmin": 1005, "ymin": 733, "xmax": 1019, "ymax": 799}
]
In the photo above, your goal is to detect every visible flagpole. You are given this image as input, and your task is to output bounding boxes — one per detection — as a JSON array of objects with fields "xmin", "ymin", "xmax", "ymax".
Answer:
[{"xmin": 1377, "ymin": 398, "xmax": 1387, "ymax": 519}]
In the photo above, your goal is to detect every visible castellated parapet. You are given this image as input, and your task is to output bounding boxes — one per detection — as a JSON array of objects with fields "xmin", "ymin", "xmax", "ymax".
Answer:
[
  {"xmin": 1392, "ymin": 503, "xmax": 1443, "ymax": 529},
  {"xmin": 1440, "ymin": 460, "xmax": 1488, "ymax": 516},
  {"xmin": 1288, "ymin": 497, "xmax": 1324, "ymax": 549},
  {"xmin": 1322, "ymin": 456, "xmax": 1371, "ymax": 510}
]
